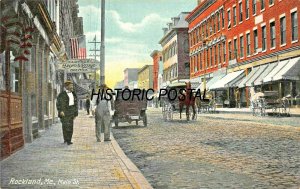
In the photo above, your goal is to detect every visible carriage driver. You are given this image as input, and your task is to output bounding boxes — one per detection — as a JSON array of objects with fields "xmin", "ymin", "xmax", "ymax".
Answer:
[{"xmin": 94, "ymin": 84, "xmax": 114, "ymax": 142}]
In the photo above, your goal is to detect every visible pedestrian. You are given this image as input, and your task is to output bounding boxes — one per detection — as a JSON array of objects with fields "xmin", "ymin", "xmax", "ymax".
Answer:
[
  {"xmin": 85, "ymin": 96, "xmax": 91, "ymax": 115},
  {"xmin": 94, "ymin": 84, "xmax": 114, "ymax": 142},
  {"xmin": 56, "ymin": 80, "xmax": 78, "ymax": 145}
]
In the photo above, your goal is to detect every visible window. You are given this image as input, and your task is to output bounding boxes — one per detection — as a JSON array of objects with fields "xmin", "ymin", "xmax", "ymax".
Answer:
[
  {"xmin": 246, "ymin": 0, "xmax": 249, "ymax": 19},
  {"xmin": 223, "ymin": 41, "xmax": 226, "ymax": 62},
  {"xmin": 209, "ymin": 18, "xmax": 212, "ymax": 35},
  {"xmin": 0, "ymin": 51, "xmax": 6, "ymax": 90},
  {"xmin": 210, "ymin": 48, "xmax": 212, "ymax": 66},
  {"xmin": 200, "ymin": 53, "xmax": 202, "ymax": 70},
  {"xmin": 217, "ymin": 12, "xmax": 220, "ymax": 31},
  {"xmin": 206, "ymin": 22, "xmax": 208, "ymax": 37},
  {"xmin": 240, "ymin": 36, "xmax": 244, "ymax": 58},
  {"xmin": 183, "ymin": 39, "xmax": 189, "ymax": 53},
  {"xmin": 270, "ymin": 21, "xmax": 276, "ymax": 48},
  {"xmin": 291, "ymin": 11, "xmax": 298, "ymax": 41},
  {"xmin": 233, "ymin": 7, "xmax": 237, "ymax": 26},
  {"xmin": 229, "ymin": 41, "xmax": 232, "ymax": 60},
  {"xmin": 206, "ymin": 49, "xmax": 208, "ymax": 68},
  {"xmin": 269, "ymin": 0, "xmax": 274, "ymax": 5},
  {"xmin": 233, "ymin": 39, "xmax": 237, "ymax": 58},
  {"xmin": 213, "ymin": 15, "xmax": 216, "ymax": 33},
  {"xmin": 194, "ymin": 55, "xmax": 198, "ymax": 72},
  {"xmin": 185, "ymin": 63, "xmax": 190, "ymax": 73},
  {"xmin": 211, "ymin": 47, "xmax": 214, "ymax": 66},
  {"xmin": 239, "ymin": 2, "xmax": 243, "ymax": 22},
  {"xmin": 215, "ymin": 46, "xmax": 217, "ymax": 65},
  {"xmin": 246, "ymin": 33, "xmax": 251, "ymax": 56},
  {"xmin": 222, "ymin": 9, "xmax": 225, "ymax": 28},
  {"xmin": 261, "ymin": 0, "xmax": 265, "ymax": 10},
  {"xmin": 252, "ymin": 0, "xmax": 256, "ymax": 15},
  {"xmin": 254, "ymin": 30, "xmax": 258, "ymax": 53},
  {"xmin": 280, "ymin": 16, "xmax": 286, "ymax": 45},
  {"xmin": 218, "ymin": 44, "xmax": 221, "ymax": 64},
  {"xmin": 228, "ymin": 10, "xmax": 231, "ymax": 29},
  {"xmin": 262, "ymin": 26, "xmax": 267, "ymax": 51}
]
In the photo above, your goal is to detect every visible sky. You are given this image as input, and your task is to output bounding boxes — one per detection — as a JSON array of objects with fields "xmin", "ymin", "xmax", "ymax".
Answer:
[{"xmin": 78, "ymin": 0, "xmax": 197, "ymax": 88}]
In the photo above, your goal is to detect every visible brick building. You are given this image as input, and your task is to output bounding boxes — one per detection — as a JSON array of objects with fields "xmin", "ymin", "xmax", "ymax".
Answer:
[
  {"xmin": 187, "ymin": 0, "xmax": 300, "ymax": 107},
  {"xmin": 123, "ymin": 68, "xmax": 139, "ymax": 87},
  {"xmin": 159, "ymin": 12, "xmax": 191, "ymax": 87},
  {"xmin": 138, "ymin": 65, "xmax": 153, "ymax": 90},
  {"xmin": 150, "ymin": 50, "xmax": 162, "ymax": 91}
]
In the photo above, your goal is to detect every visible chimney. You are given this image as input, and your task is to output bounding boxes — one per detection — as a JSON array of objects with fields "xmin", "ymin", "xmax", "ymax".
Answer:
[
  {"xmin": 172, "ymin": 17, "xmax": 180, "ymax": 26},
  {"xmin": 167, "ymin": 23, "xmax": 173, "ymax": 30},
  {"xmin": 162, "ymin": 27, "xmax": 168, "ymax": 35}
]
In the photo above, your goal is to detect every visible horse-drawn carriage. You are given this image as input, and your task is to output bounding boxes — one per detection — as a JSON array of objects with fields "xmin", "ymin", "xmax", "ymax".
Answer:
[
  {"xmin": 113, "ymin": 90, "xmax": 148, "ymax": 127},
  {"xmin": 250, "ymin": 88, "xmax": 290, "ymax": 116},
  {"xmin": 196, "ymin": 93, "xmax": 216, "ymax": 113},
  {"xmin": 161, "ymin": 82, "xmax": 198, "ymax": 121}
]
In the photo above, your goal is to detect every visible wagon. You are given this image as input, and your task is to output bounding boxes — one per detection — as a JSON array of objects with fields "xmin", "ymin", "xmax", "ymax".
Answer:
[
  {"xmin": 161, "ymin": 82, "xmax": 198, "ymax": 121},
  {"xmin": 197, "ymin": 98, "xmax": 216, "ymax": 113},
  {"xmin": 112, "ymin": 90, "xmax": 148, "ymax": 127},
  {"xmin": 251, "ymin": 91, "xmax": 290, "ymax": 116}
]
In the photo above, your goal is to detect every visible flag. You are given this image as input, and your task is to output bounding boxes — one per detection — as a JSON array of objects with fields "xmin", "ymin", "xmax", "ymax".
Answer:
[{"xmin": 70, "ymin": 35, "xmax": 86, "ymax": 59}]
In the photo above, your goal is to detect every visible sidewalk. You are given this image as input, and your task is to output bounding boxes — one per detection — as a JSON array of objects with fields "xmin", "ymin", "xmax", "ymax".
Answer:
[
  {"xmin": 215, "ymin": 107, "xmax": 300, "ymax": 117},
  {"xmin": 1, "ymin": 111, "xmax": 152, "ymax": 189}
]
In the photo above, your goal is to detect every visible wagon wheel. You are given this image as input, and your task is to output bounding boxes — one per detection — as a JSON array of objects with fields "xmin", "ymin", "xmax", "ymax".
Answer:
[
  {"xmin": 281, "ymin": 100, "xmax": 290, "ymax": 116},
  {"xmin": 143, "ymin": 113, "xmax": 147, "ymax": 127},
  {"xmin": 272, "ymin": 106, "xmax": 278, "ymax": 116}
]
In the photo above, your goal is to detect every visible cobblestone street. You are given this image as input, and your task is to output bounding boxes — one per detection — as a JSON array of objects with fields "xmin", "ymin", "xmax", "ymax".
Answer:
[
  {"xmin": 1, "ymin": 111, "xmax": 151, "ymax": 189},
  {"xmin": 112, "ymin": 108, "xmax": 300, "ymax": 189}
]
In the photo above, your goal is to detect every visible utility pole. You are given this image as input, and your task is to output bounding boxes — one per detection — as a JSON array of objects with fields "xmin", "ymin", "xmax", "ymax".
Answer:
[
  {"xmin": 88, "ymin": 35, "xmax": 101, "ymax": 89},
  {"xmin": 100, "ymin": 0, "xmax": 105, "ymax": 85}
]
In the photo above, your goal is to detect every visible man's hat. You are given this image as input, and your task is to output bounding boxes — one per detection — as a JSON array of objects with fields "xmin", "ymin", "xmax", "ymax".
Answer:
[{"xmin": 64, "ymin": 80, "xmax": 73, "ymax": 86}]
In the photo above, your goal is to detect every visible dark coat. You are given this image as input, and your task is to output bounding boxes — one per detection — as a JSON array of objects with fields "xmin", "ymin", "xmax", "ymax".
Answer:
[
  {"xmin": 56, "ymin": 91, "xmax": 78, "ymax": 119},
  {"xmin": 85, "ymin": 99, "xmax": 91, "ymax": 108}
]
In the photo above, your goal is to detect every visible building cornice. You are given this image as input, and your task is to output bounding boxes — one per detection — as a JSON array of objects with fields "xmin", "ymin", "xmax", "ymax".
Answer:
[
  {"xmin": 150, "ymin": 50, "xmax": 161, "ymax": 58},
  {"xmin": 138, "ymin": 65, "xmax": 153, "ymax": 74},
  {"xmin": 186, "ymin": 0, "xmax": 217, "ymax": 23}
]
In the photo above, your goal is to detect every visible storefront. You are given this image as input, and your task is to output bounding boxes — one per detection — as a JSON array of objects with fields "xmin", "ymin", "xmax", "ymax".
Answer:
[
  {"xmin": 0, "ymin": 0, "xmax": 63, "ymax": 159},
  {"xmin": 238, "ymin": 57, "xmax": 300, "ymax": 108},
  {"xmin": 210, "ymin": 70, "xmax": 245, "ymax": 107}
]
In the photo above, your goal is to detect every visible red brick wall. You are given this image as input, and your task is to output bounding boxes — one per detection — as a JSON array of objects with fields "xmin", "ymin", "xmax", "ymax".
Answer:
[
  {"xmin": 188, "ymin": 0, "xmax": 300, "ymax": 79},
  {"xmin": 151, "ymin": 51, "xmax": 162, "ymax": 91},
  {"xmin": 225, "ymin": 0, "xmax": 300, "ymax": 64}
]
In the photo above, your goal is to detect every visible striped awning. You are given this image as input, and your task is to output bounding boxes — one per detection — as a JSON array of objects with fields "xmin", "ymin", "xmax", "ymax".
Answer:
[
  {"xmin": 272, "ymin": 57, "xmax": 300, "ymax": 81},
  {"xmin": 210, "ymin": 70, "xmax": 244, "ymax": 90},
  {"xmin": 73, "ymin": 82, "xmax": 89, "ymax": 97}
]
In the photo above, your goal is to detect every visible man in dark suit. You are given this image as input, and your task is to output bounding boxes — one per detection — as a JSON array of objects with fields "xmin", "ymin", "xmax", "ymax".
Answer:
[
  {"xmin": 56, "ymin": 80, "xmax": 78, "ymax": 145},
  {"xmin": 85, "ymin": 96, "xmax": 91, "ymax": 115}
]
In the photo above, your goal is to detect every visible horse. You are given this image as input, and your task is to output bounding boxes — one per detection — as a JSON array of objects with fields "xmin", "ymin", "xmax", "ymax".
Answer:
[
  {"xmin": 178, "ymin": 81, "xmax": 197, "ymax": 121},
  {"xmin": 249, "ymin": 87, "xmax": 265, "ymax": 116}
]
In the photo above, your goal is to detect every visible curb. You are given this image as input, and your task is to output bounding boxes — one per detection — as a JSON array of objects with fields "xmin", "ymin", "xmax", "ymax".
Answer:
[
  {"xmin": 110, "ymin": 134, "xmax": 153, "ymax": 189},
  {"xmin": 216, "ymin": 110, "xmax": 300, "ymax": 117}
]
